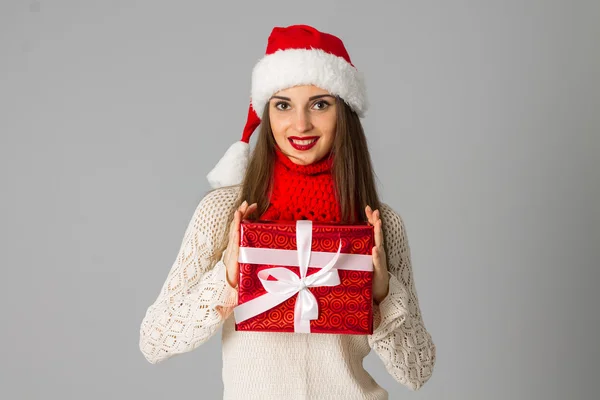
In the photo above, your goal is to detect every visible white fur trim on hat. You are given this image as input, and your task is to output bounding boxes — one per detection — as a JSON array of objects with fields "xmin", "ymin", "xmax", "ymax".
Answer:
[
  {"xmin": 251, "ymin": 48, "xmax": 368, "ymax": 118},
  {"xmin": 206, "ymin": 141, "xmax": 250, "ymax": 189}
]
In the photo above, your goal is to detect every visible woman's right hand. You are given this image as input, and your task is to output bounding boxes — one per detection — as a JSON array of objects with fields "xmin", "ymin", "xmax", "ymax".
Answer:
[{"xmin": 224, "ymin": 200, "xmax": 257, "ymax": 288}]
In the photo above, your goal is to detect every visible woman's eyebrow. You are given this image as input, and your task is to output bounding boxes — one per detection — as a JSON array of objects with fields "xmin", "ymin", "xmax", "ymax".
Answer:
[{"xmin": 269, "ymin": 94, "xmax": 336, "ymax": 101}]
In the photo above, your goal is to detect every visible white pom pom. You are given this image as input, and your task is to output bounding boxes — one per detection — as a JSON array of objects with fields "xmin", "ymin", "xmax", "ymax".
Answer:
[{"xmin": 206, "ymin": 141, "xmax": 250, "ymax": 189}]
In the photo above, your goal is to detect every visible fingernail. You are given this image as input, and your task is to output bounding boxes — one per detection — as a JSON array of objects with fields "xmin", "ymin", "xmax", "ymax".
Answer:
[{"xmin": 242, "ymin": 200, "xmax": 248, "ymax": 206}]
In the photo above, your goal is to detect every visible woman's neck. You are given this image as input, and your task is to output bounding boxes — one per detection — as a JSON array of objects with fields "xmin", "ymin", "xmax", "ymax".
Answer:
[{"xmin": 259, "ymin": 145, "xmax": 340, "ymax": 222}]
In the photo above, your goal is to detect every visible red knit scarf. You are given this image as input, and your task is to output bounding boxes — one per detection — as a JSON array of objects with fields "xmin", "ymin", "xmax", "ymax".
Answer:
[{"xmin": 260, "ymin": 147, "xmax": 341, "ymax": 222}]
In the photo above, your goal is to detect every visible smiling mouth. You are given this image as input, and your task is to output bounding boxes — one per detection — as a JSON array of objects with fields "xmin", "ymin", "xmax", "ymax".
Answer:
[
  {"xmin": 291, "ymin": 138, "xmax": 318, "ymax": 145},
  {"xmin": 288, "ymin": 136, "xmax": 319, "ymax": 151}
]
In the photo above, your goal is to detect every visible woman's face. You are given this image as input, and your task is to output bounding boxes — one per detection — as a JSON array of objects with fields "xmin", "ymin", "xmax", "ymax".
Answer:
[{"xmin": 268, "ymin": 85, "xmax": 337, "ymax": 166}]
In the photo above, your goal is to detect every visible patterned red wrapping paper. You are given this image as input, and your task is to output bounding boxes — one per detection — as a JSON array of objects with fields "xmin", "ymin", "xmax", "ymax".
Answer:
[{"xmin": 233, "ymin": 220, "xmax": 374, "ymax": 335}]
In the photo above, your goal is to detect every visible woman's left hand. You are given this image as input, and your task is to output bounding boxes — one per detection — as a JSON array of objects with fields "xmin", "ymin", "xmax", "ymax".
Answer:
[{"xmin": 366, "ymin": 205, "xmax": 390, "ymax": 305}]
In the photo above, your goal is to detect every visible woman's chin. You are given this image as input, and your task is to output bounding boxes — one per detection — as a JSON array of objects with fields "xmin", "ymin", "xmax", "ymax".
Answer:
[
  {"xmin": 282, "ymin": 145, "xmax": 328, "ymax": 166},
  {"xmin": 287, "ymin": 155, "xmax": 313, "ymax": 165}
]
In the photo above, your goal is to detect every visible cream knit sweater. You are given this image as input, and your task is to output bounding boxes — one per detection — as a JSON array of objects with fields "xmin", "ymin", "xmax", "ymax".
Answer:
[{"xmin": 139, "ymin": 186, "xmax": 436, "ymax": 399}]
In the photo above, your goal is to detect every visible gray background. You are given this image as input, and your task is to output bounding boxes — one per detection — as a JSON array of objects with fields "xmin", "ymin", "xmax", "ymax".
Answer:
[{"xmin": 1, "ymin": 0, "xmax": 598, "ymax": 399}]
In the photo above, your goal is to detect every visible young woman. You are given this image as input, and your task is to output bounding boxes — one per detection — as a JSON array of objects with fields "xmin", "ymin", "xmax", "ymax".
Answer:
[{"xmin": 139, "ymin": 24, "xmax": 436, "ymax": 399}]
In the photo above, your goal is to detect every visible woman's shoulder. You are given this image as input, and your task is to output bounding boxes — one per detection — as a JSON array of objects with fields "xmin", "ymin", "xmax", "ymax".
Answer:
[
  {"xmin": 196, "ymin": 185, "xmax": 241, "ymax": 213},
  {"xmin": 184, "ymin": 185, "xmax": 241, "ymax": 238},
  {"xmin": 202, "ymin": 184, "xmax": 241, "ymax": 202},
  {"xmin": 378, "ymin": 202, "xmax": 407, "ymax": 238},
  {"xmin": 379, "ymin": 202, "xmax": 402, "ymax": 221}
]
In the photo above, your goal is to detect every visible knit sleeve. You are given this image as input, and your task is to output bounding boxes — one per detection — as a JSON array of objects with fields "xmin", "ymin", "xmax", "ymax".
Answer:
[
  {"xmin": 367, "ymin": 204, "xmax": 436, "ymax": 391},
  {"xmin": 138, "ymin": 186, "xmax": 240, "ymax": 364}
]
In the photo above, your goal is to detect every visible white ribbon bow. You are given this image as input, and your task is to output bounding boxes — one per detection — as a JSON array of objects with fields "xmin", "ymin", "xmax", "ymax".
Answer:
[{"xmin": 233, "ymin": 220, "xmax": 342, "ymax": 333}]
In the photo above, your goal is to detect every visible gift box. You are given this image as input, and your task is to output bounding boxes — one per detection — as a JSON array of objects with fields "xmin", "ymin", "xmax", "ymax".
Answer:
[{"xmin": 233, "ymin": 219, "xmax": 374, "ymax": 335}]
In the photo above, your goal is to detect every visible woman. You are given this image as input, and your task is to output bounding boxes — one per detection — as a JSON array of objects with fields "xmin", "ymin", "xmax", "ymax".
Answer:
[{"xmin": 139, "ymin": 24, "xmax": 436, "ymax": 399}]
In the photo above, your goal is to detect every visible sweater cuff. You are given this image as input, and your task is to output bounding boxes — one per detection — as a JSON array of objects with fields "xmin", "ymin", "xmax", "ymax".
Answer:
[{"xmin": 371, "ymin": 271, "xmax": 409, "ymax": 341}]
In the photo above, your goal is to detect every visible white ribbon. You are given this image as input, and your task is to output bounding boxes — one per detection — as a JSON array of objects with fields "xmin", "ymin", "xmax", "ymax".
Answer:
[{"xmin": 233, "ymin": 220, "xmax": 344, "ymax": 333}]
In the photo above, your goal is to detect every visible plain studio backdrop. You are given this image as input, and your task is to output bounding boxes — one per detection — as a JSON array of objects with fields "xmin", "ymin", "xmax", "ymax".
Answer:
[{"xmin": 1, "ymin": 1, "xmax": 598, "ymax": 399}]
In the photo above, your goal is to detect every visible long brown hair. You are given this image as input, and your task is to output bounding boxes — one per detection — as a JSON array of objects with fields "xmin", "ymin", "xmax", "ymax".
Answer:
[{"xmin": 210, "ymin": 96, "xmax": 381, "ymax": 265}]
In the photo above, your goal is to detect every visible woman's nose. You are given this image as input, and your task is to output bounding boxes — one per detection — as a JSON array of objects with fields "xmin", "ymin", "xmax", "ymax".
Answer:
[{"xmin": 293, "ymin": 109, "xmax": 313, "ymax": 133}]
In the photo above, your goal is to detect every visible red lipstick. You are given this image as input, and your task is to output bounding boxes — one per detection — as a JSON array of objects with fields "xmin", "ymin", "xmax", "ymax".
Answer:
[{"xmin": 288, "ymin": 136, "xmax": 319, "ymax": 151}]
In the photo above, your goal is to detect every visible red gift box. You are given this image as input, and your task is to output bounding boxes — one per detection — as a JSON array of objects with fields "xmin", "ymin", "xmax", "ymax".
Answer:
[{"xmin": 233, "ymin": 219, "xmax": 374, "ymax": 335}]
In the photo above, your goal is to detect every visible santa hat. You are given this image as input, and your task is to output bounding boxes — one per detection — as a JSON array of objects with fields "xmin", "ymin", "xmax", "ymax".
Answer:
[{"xmin": 207, "ymin": 24, "xmax": 368, "ymax": 189}]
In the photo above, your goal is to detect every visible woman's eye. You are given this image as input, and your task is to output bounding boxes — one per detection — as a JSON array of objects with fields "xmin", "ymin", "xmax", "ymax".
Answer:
[
  {"xmin": 275, "ymin": 102, "xmax": 290, "ymax": 111},
  {"xmin": 313, "ymin": 101, "xmax": 330, "ymax": 110}
]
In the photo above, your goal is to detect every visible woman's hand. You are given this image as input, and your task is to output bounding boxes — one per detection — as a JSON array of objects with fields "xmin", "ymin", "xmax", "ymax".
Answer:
[
  {"xmin": 224, "ymin": 200, "xmax": 257, "ymax": 288},
  {"xmin": 366, "ymin": 205, "xmax": 390, "ymax": 305}
]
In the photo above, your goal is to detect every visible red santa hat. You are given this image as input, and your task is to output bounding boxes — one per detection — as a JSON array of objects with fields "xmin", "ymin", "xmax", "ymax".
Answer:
[{"xmin": 207, "ymin": 24, "xmax": 368, "ymax": 189}]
